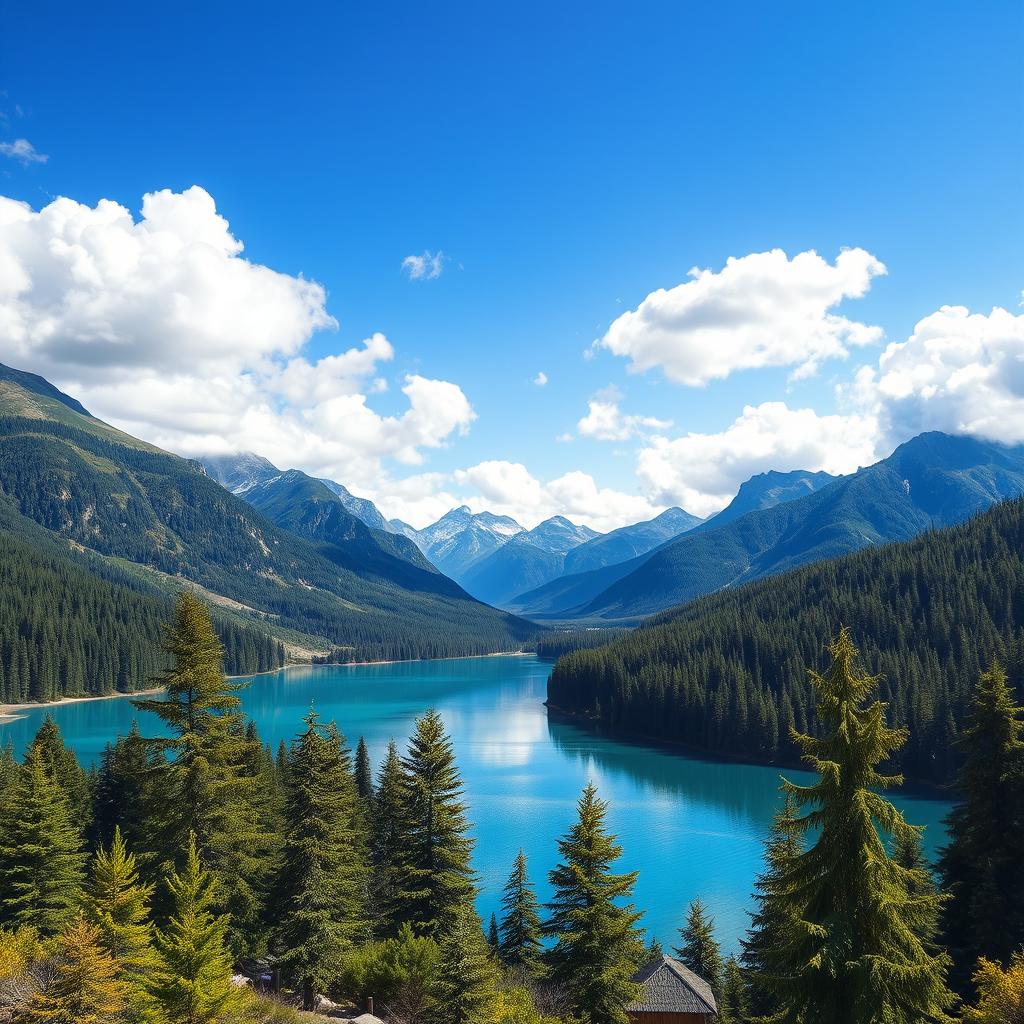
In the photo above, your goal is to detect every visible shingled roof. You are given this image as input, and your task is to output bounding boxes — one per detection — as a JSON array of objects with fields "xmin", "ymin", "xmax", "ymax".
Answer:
[{"xmin": 626, "ymin": 955, "xmax": 718, "ymax": 1016}]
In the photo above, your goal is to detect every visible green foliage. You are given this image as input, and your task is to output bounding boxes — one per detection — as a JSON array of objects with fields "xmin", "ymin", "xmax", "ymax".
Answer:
[
  {"xmin": 15, "ymin": 916, "xmax": 128, "ymax": 1024},
  {"xmin": 755, "ymin": 630, "xmax": 956, "ymax": 1024},
  {"xmin": 720, "ymin": 956, "xmax": 748, "ymax": 1024},
  {"xmin": 961, "ymin": 950, "xmax": 1024, "ymax": 1023},
  {"xmin": 435, "ymin": 903, "xmax": 500, "ymax": 1024},
  {"xmin": 548, "ymin": 496, "xmax": 1024, "ymax": 784},
  {"xmin": 26, "ymin": 715, "xmax": 92, "ymax": 829},
  {"xmin": 0, "ymin": 746, "xmax": 86, "ymax": 936},
  {"xmin": 133, "ymin": 593, "xmax": 271, "ymax": 957},
  {"xmin": 673, "ymin": 899, "xmax": 724, "ymax": 999},
  {"xmin": 543, "ymin": 784, "xmax": 644, "ymax": 1024},
  {"xmin": 741, "ymin": 794, "xmax": 801, "ymax": 1020},
  {"xmin": 370, "ymin": 739, "xmax": 410, "ymax": 937},
  {"xmin": 149, "ymin": 834, "xmax": 241, "ymax": 1024},
  {"xmin": 276, "ymin": 711, "xmax": 368, "ymax": 1008},
  {"xmin": 83, "ymin": 827, "xmax": 159, "ymax": 1022},
  {"xmin": 489, "ymin": 985, "xmax": 566, "ymax": 1024},
  {"xmin": 498, "ymin": 851, "xmax": 544, "ymax": 977},
  {"xmin": 394, "ymin": 711, "xmax": 477, "ymax": 938},
  {"xmin": 354, "ymin": 736, "xmax": 374, "ymax": 804},
  {"xmin": 938, "ymin": 661, "xmax": 1024, "ymax": 992},
  {"xmin": 338, "ymin": 923, "xmax": 440, "ymax": 1022}
]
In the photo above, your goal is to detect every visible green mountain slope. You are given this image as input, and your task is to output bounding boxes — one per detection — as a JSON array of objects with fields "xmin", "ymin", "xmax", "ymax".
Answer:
[
  {"xmin": 0, "ymin": 364, "xmax": 535, "ymax": 664},
  {"xmin": 547, "ymin": 496, "xmax": 1024, "ymax": 784},
  {"xmin": 573, "ymin": 432, "xmax": 1024, "ymax": 621},
  {"xmin": 0, "ymin": 491, "xmax": 283, "ymax": 703}
]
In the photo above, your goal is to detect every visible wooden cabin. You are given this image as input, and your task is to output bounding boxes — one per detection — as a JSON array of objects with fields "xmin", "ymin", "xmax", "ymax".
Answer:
[{"xmin": 626, "ymin": 955, "xmax": 718, "ymax": 1023}]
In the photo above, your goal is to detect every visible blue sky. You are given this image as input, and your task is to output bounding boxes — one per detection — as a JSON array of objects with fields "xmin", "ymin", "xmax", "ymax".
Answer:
[{"xmin": 1, "ymin": 1, "xmax": 1022, "ymax": 527}]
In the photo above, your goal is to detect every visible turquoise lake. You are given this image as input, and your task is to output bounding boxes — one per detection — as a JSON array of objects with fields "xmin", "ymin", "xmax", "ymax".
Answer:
[{"xmin": 0, "ymin": 654, "xmax": 953, "ymax": 953}]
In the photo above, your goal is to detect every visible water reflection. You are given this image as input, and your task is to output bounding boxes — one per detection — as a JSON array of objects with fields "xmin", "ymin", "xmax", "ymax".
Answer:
[{"xmin": 1, "ymin": 655, "xmax": 952, "ymax": 952}]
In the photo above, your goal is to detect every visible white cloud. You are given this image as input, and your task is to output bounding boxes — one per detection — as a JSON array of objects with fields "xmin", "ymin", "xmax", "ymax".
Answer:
[
  {"xmin": 636, "ymin": 402, "xmax": 879, "ymax": 517},
  {"xmin": 577, "ymin": 386, "xmax": 671, "ymax": 441},
  {"xmin": 450, "ymin": 460, "xmax": 662, "ymax": 532},
  {"xmin": 533, "ymin": 371, "xmax": 548, "ymax": 387},
  {"xmin": 598, "ymin": 247, "xmax": 886, "ymax": 386},
  {"xmin": 0, "ymin": 138, "xmax": 47, "ymax": 165},
  {"xmin": 852, "ymin": 304, "xmax": 1024, "ymax": 447},
  {"xmin": 401, "ymin": 249, "xmax": 446, "ymax": 281},
  {"xmin": 0, "ymin": 187, "xmax": 475, "ymax": 489}
]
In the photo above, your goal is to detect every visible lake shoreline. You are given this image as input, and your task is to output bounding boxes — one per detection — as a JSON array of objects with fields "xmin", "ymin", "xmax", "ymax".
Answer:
[
  {"xmin": 544, "ymin": 702, "xmax": 956, "ymax": 801},
  {"xmin": 0, "ymin": 651, "xmax": 534, "ymax": 724}
]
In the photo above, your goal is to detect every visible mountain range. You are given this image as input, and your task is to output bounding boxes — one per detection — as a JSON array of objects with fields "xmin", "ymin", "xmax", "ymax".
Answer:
[
  {"xmin": 0, "ymin": 362, "xmax": 534, "ymax": 666},
  {"xmin": 533, "ymin": 432, "xmax": 1024, "ymax": 621}
]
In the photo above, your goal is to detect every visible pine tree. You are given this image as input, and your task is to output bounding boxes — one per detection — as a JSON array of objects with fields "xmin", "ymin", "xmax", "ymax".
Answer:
[
  {"xmin": 133, "ymin": 593, "xmax": 267, "ymax": 956},
  {"xmin": 488, "ymin": 913, "xmax": 500, "ymax": 950},
  {"xmin": 434, "ymin": 902, "xmax": 499, "ymax": 1024},
  {"xmin": 355, "ymin": 737, "xmax": 374, "ymax": 804},
  {"xmin": 741, "ymin": 792, "xmax": 801, "ymax": 1020},
  {"xmin": 91, "ymin": 721, "xmax": 166, "ymax": 862},
  {"xmin": 83, "ymin": 826, "xmax": 159, "ymax": 1021},
  {"xmin": 757, "ymin": 629, "xmax": 956, "ymax": 1024},
  {"xmin": 0, "ymin": 746, "xmax": 86, "ymax": 935},
  {"xmin": 498, "ymin": 850, "xmax": 544, "ymax": 977},
  {"xmin": 674, "ymin": 899, "xmax": 724, "ymax": 998},
  {"xmin": 646, "ymin": 936, "xmax": 664, "ymax": 960},
  {"xmin": 938, "ymin": 661, "xmax": 1024, "ymax": 992},
  {"xmin": 149, "ymin": 834, "xmax": 240, "ymax": 1024},
  {"xmin": 719, "ymin": 956, "xmax": 747, "ymax": 1024},
  {"xmin": 276, "ymin": 711, "xmax": 369, "ymax": 1010},
  {"xmin": 395, "ymin": 710, "xmax": 476, "ymax": 938},
  {"xmin": 26, "ymin": 715, "xmax": 91, "ymax": 828},
  {"xmin": 16, "ymin": 916, "xmax": 127, "ymax": 1024},
  {"xmin": 543, "ymin": 783, "xmax": 645, "ymax": 1024},
  {"xmin": 371, "ymin": 739, "xmax": 410, "ymax": 936}
]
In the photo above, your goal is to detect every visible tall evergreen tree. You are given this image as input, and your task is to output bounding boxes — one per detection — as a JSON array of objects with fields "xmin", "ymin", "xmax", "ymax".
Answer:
[
  {"xmin": 83, "ymin": 827, "xmax": 159, "ymax": 1022},
  {"xmin": 0, "ymin": 746, "xmax": 86, "ymax": 936},
  {"xmin": 741, "ymin": 793, "xmax": 801, "ymax": 1020},
  {"xmin": 434, "ymin": 902, "xmax": 499, "ymax": 1024},
  {"xmin": 16, "ymin": 916, "xmax": 127, "ymax": 1024},
  {"xmin": 276, "ymin": 711, "xmax": 369, "ymax": 1010},
  {"xmin": 149, "ymin": 834, "xmax": 240, "ymax": 1024},
  {"xmin": 91, "ymin": 721, "xmax": 166, "ymax": 858},
  {"xmin": 498, "ymin": 850, "xmax": 544, "ymax": 977},
  {"xmin": 370, "ymin": 739, "xmax": 410, "ymax": 936},
  {"xmin": 720, "ymin": 956, "xmax": 748, "ymax": 1024},
  {"xmin": 756, "ymin": 629, "xmax": 956, "ymax": 1024},
  {"xmin": 487, "ymin": 913, "xmax": 500, "ymax": 950},
  {"xmin": 674, "ymin": 899, "xmax": 724, "ymax": 999},
  {"xmin": 354, "ymin": 737, "xmax": 374, "ymax": 804},
  {"xmin": 395, "ymin": 710, "xmax": 476, "ymax": 938},
  {"xmin": 938, "ymin": 661, "xmax": 1024, "ymax": 992},
  {"xmin": 543, "ymin": 783, "xmax": 645, "ymax": 1024},
  {"xmin": 133, "ymin": 593, "xmax": 267, "ymax": 955},
  {"xmin": 26, "ymin": 716, "xmax": 91, "ymax": 820}
]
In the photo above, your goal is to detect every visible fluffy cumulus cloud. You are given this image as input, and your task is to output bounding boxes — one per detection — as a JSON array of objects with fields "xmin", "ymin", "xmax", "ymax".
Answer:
[
  {"xmin": 451, "ymin": 460, "xmax": 663, "ymax": 532},
  {"xmin": 0, "ymin": 188, "xmax": 475, "ymax": 488},
  {"xmin": 401, "ymin": 249, "xmax": 446, "ymax": 281},
  {"xmin": 533, "ymin": 371, "xmax": 548, "ymax": 387},
  {"xmin": 636, "ymin": 402, "xmax": 880, "ymax": 517},
  {"xmin": 853, "ymin": 303, "xmax": 1024, "ymax": 447},
  {"xmin": 0, "ymin": 138, "xmax": 48, "ymax": 164},
  {"xmin": 598, "ymin": 247, "xmax": 886, "ymax": 385},
  {"xmin": 577, "ymin": 386, "xmax": 671, "ymax": 441}
]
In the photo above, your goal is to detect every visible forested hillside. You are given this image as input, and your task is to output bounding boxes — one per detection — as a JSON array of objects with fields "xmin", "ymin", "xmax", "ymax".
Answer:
[
  {"xmin": 0, "ymin": 363, "xmax": 536, "ymax": 666},
  {"xmin": 0, "ymin": 499, "xmax": 282, "ymax": 702},
  {"xmin": 548, "ymin": 497, "xmax": 1024, "ymax": 783}
]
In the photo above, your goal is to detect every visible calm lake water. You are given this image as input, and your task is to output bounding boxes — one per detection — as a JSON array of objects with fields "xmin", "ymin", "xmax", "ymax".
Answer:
[{"xmin": 1, "ymin": 654, "xmax": 953, "ymax": 953}]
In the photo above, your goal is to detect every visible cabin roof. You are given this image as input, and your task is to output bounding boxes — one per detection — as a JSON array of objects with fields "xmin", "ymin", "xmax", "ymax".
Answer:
[{"xmin": 626, "ymin": 955, "xmax": 718, "ymax": 1015}]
